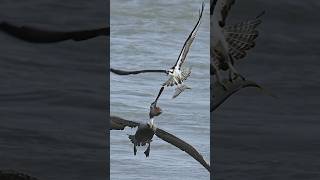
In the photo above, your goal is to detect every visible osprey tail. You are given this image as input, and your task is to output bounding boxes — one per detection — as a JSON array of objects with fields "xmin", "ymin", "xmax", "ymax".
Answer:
[{"xmin": 172, "ymin": 84, "xmax": 191, "ymax": 99}]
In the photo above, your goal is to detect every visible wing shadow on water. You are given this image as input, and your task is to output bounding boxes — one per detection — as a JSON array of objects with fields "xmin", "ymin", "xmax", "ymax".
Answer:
[
  {"xmin": 0, "ymin": 21, "xmax": 109, "ymax": 43},
  {"xmin": 0, "ymin": 170, "xmax": 38, "ymax": 180}
]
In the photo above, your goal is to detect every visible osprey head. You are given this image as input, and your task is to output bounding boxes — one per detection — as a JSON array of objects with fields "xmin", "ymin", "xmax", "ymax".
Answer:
[{"xmin": 167, "ymin": 69, "xmax": 174, "ymax": 76}]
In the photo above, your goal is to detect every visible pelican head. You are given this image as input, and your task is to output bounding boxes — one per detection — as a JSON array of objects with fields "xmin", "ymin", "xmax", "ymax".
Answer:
[{"xmin": 149, "ymin": 102, "xmax": 162, "ymax": 118}]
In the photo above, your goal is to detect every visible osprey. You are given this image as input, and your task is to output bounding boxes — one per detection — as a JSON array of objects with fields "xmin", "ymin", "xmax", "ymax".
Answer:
[
  {"xmin": 211, "ymin": 0, "xmax": 264, "ymax": 88},
  {"xmin": 111, "ymin": 2, "xmax": 205, "ymax": 100},
  {"xmin": 151, "ymin": 2, "xmax": 205, "ymax": 103},
  {"xmin": 163, "ymin": 2, "xmax": 204, "ymax": 97}
]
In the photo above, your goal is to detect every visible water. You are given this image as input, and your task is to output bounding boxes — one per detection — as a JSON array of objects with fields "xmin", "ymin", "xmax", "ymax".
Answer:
[
  {"xmin": 0, "ymin": 1, "xmax": 107, "ymax": 180},
  {"xmin": 213, "ymin": 0, "xmax": 320, "ymax": 179},
  {"xmin": 110, "ymin": 0, "xmax": 210, "ymax": 179}
]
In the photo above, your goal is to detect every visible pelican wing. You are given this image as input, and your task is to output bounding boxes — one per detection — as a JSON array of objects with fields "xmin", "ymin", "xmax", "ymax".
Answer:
[
  {"xmin": 110, "ymin": 116, "xmax": 140, "ymax": 130},
  {"xmin": 212, "ymin": 0, "xmax": 235, "ymax": 26},
  {"xmin": 173, "ymin": 2, "xmax": 204, "ymax": 70},
  {"xmin": 155, "ymin": 128, "xmax": 211, "ymax": 172},
  {"xmin": 0, "ymin": 21, "xmax": 108, "ymax": 43}
]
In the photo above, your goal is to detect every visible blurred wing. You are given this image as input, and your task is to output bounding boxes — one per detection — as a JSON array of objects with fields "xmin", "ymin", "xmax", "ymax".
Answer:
[
  {"xmin": 213, "ymin": 0, "xmax": 235, "ymax": 27},
  {"xmin": 181, "ymin": 67, "xmax": 192, "ymax": 81},
  {"xmin": 155, "ymin": 128, "xmax": 211, "ymax": 172},
  {"xmin": 163, "ymin": 76, "xmax": 176, "ymax": 87},
  {"xmin": 0, "ymin": 21, "xmax": 108, "ymax": 43},
  {"xmin": 172, "ymin": 84, "xmax": 190, "ymax": 99},
  {"xmin": 110, "ymin": 116, "xmax": 140, "ymax": 130},
  {"xmin": 173, "ymin": 2, "xmax": 204, "ymax": 70}
]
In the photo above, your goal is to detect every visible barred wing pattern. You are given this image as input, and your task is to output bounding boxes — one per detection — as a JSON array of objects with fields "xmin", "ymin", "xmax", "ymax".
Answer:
[{"xmin": 223, "ymin": 18, "xmax": 262, "ymax": 60}]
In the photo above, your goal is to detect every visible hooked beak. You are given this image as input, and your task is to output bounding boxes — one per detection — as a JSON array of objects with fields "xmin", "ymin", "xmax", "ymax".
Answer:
[{"xmin": 149, "ymin": 101, "xmax": 162, "ymax": 118}]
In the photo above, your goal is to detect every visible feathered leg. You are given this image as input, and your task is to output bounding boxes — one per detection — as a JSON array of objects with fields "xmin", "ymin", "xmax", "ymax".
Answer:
[
  {"xmin": 144, "ymin": 143, "xmax": 151, "ymax": 157},
  {"xmin": 134, "ymin": 144, "xmax": 137, "ymax": 156}
]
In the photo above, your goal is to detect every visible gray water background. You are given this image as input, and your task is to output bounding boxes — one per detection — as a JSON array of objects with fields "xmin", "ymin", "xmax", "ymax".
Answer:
[
  {"xmin": 110, "ymin": 0, "xmax": 210, "ymax": 179},
  {"xmin": 213, "ymin": 0, "xmax": 320, "ymax": 179},
  {"xmin": 0, "ymin": 1, "xmax": 108, "ymax": 180}
]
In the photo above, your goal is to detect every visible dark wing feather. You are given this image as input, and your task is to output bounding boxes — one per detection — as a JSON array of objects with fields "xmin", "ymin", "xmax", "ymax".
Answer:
[
  {"xmin": 0, "ymin": 21, "xmax": 108, "ymax": 43},
  {"xmin": 173, "ymin": 2, "xmax": 204, "ymax": 70},
  {"xmin": 110, "ymin": 68, "xmax": 167, "ymax": 75},
  {"xmin": 110, "ymin": 116, "xmax": 140, "ymax": 130},
  {"xmin": 155, "ymin": 128, "xmax": 211, "ymax": 172},
  {"xmin": 210, "ymin": 0, "xmax": 217, "ymax": 15},
  {"xmin": 213, "ymin": 0, "xmax": 236, "ymax": 27}
]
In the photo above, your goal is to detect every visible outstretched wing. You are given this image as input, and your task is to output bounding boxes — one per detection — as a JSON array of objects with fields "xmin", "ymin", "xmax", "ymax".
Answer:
[
  {"xmin": 212, "ymin": 0, "xmax": 235, "ymax": 27},
  {"xmin": 110, "ymin": 68, "xmax": 167, "ymax": 75},
  {"xmin": 110, "ymin": 116, "xmax": 140, "ymax": 130},
  {"xmin": 155, "ymin": 128, "xmax": 210, "ymax": 172},
  {"xmin": 172, "ymin": 2, "xmax": 204, "ymax": 70},
  {"xmin": 0, "ymin": 21, "xmax": 108, "ymax": 43},
  {"xmin": 223, "ymin": 11, "xmax": 265, "ymax": 60}
]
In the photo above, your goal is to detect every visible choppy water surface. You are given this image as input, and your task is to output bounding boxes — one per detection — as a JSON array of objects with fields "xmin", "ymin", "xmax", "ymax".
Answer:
[
  {"xmin": 0, "ymin": 1, "xmax": 107, "ymax": 180},
  {"xmin": 110, "ymin": 0, "xmax": 210, "ymax": 179}
]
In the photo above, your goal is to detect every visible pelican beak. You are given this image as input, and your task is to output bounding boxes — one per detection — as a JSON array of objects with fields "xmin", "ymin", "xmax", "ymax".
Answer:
[
  {"xmin": 150, "ymin": 101, "xmax": 157, "ymax": 109},
  {"xmin": 156, "ymin": 107, "xmax": 162, "ymax": 116}
]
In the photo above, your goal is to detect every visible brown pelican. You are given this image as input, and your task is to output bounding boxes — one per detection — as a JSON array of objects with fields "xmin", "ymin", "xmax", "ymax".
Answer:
[
  {"xmin": 0, "ymin": 21, "xmax": 108, "ymax": 43},
  {"xmin": 110, "ymin": 115, "xmax": 210, "ymax": 172},
  {"xmin": 211, "ymin": 0, "xmax": 265, "ymax": 86}
]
